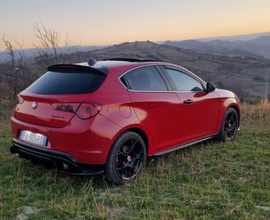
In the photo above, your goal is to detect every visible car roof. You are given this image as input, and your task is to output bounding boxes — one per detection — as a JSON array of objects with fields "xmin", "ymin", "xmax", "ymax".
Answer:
[
  {"xmin": 78, "ymin": 58, "xmax": 160, "ymax": 68},
  {"xmin": 48, "ymin": 58, "xmax": 195, "ymax": 79},
  {"xmin": 68, "ymin": 58, "xmax": 162, "ymax": 75},
  {"xmin": 48, "ymin": 59, "xmax": 160, "ymax": 76},
  {"xmin": 47, "ymin": 58, "xmax": 206, "ymax": 86}
]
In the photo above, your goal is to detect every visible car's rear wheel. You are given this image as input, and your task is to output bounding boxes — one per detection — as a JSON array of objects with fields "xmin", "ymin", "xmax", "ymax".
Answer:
[
  {"xmin": 105, "ymin": 132, "xmax": 146, "ymax": 185},
  {"xmin": 219, "ymin": 108, "xmax": 239, "ymax": 142}
]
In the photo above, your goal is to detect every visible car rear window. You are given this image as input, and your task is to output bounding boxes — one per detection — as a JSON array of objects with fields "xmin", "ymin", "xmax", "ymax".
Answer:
[{"xmin": 28, "ymin": 71, "xmax": 106, "ymax": 95}]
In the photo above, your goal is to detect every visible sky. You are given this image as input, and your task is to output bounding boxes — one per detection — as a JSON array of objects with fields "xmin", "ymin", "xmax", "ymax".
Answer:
[{"xmin": 1, "ymin": 0, "xmax": 270, "ymax": 50}]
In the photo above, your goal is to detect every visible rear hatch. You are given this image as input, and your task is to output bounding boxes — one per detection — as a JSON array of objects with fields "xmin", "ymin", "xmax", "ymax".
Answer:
[{"xmin": 15, "ymin": 64, "xmax": 107, "ymax": 128}]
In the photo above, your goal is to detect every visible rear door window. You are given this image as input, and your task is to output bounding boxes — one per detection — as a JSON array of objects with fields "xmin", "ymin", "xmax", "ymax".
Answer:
[
  {"xmin": 28, "ymin": 71, "xmax": 106, "ymax": 94},
  {"xmin": 165, "ymin": 68, "xmax": 203, "ymax": 92},
  {"xmin": 124, "ymin": 66, "xmax": 168, "ymax": 91}
]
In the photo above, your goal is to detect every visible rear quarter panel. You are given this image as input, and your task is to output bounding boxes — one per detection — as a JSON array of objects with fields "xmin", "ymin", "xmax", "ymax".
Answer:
[{"xmin": 84, "ymin": 65, "xmax": 159, "ymax": 156}]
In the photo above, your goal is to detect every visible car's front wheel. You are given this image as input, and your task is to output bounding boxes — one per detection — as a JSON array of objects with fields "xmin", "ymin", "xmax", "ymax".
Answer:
[
  {"xmin": 219, "ymin": 108, "xmax": 239, "ymax": 142},
  {"xmin": 105, "ymin": 131, "xmax": 147, "ymax": 184}
]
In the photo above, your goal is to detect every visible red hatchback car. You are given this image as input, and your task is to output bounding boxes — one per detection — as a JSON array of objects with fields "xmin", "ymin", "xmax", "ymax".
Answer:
[{"xmin": 10, "ymin": 58, "xmax": 240, "ymax": 184}]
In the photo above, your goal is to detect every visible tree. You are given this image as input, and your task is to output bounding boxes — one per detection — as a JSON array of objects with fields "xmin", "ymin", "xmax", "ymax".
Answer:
[
  {"xmin": 0, "ymin": 38, "xmax": 37, "ymax": 103},
  {"xmin": 32, "ymin": 22, "xmax": 75, "ymax": 69}
]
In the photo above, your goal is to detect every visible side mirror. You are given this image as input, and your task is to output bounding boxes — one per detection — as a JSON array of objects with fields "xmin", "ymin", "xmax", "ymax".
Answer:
[{"xmin": 206, "ymin": 82, "xmax": 215, "ymax": 92}]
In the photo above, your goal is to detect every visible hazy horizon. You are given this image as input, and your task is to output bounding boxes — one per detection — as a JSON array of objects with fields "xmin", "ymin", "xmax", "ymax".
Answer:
[
  {"xmin": 1, "ymin": 0, "xmax": 270, "ymax": 50},
  {"xmin": 1, "ymin": 31, "xmax": 270, "ymax": 53}
]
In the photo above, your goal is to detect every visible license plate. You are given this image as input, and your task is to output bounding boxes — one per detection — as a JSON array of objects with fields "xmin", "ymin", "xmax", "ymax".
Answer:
[{"xmin": 20, "ymin": 130, "xmax": 47, "ymax": 146}]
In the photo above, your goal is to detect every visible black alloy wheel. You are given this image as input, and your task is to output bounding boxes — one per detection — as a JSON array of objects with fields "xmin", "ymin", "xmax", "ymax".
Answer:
[
  {"xmin": 105, "ymin": 132, "xmax": 146, "ymax": 184},
  {"xmin": 219, "ymin": 108, "xmax": 239, "ymax": 142}
]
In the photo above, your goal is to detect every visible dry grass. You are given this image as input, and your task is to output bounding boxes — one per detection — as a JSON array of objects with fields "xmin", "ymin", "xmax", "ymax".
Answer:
[
  {"xmin": 241, "ymin": 100, "xmax": 270, "ymax": 128},
  {"xmin": 0, "ymin": 105, "xmax": 13, "ymax": 141}
]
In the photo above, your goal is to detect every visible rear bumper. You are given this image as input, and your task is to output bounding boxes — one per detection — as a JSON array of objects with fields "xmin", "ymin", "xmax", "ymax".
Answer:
[{"xmin": 11, "ymin": 138, "xmax": 105, "ymax": 176}]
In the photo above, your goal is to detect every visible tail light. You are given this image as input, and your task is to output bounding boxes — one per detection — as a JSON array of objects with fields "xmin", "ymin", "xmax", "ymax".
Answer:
[
  {"xmin": 76, "ymin": 103, "xmax": 102, "ymax": 119},
  {"xmin": 17, "ymin": 95, "xmax": 24, "ymax": 104},
  {"xmin": 52, "ymin": 103, "xmax": 80, "ymax": 113},
  {"xmin": 52, "ymin": 102, "xmax": 102, "ymax": 119}
]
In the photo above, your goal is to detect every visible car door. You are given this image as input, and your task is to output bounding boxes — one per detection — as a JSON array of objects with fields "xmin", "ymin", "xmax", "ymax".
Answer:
[
  {"xmin": 162, "ymin": 66, "xmax": 220, "ymax": 144},
  {"xmin": 122, "ymin": 65, "xmax": 182, "ymax": 151}
]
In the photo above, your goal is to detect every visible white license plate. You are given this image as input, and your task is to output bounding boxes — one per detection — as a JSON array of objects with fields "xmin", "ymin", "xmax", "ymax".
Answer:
[{"xmin": 20, "ymin": 130, "xmax": 47, "ymax": 146}]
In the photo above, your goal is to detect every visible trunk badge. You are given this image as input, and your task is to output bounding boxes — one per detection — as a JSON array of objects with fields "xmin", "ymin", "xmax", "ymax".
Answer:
[{"xmin": 32, "ymin": 102, "xmax": 37, "ymax": 109}]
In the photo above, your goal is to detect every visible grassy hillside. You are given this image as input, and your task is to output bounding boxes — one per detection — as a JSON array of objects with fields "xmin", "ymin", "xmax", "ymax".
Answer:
[
  {"xmin": 1, "ymin": 41, "xmax": 270, "ymax": 102},
  {"xmin": 76, "ymin": 41, "xmax": 270, "ymax": 99},
  {"xmin": 0, "ymin": 103, "xmax": 270, "ymax": 219}
]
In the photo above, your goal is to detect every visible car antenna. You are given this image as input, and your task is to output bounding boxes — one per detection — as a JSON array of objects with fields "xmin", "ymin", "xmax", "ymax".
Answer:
[{"xmin": 88, "ymin": 58, "xmax": 97, "ymax": 66}]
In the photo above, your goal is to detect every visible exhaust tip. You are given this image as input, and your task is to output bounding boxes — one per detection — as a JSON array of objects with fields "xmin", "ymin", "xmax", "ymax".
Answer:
[
  {"xmin": 63, "ymin": 163, "xmax": 69, "ymax": 170},
  {"xmin": 10, "ymin": 146, "xmax": 18, "ymax": 154}
]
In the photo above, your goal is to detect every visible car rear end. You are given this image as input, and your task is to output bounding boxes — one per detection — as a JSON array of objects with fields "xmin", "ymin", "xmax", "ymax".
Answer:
[{"xmin": 10, "ymin": 63, "xmax": 112, "ymax": 175}]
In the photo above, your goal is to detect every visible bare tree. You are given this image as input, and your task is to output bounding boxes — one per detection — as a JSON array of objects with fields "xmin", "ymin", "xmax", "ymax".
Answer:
[
  {"xmin": 1, "ymin": 38, "xmax": 37, "ymax": 103},
  {"xmin": 33, "ymin": 22, "xmax": 75, "ymax": 69},
  {"xmin": 1, "ymin": 22, "xmax": 80, "ymax": 103},
  {"xmin": 1, "ymin": 38, "xmax": 18, "ymax": 103}
]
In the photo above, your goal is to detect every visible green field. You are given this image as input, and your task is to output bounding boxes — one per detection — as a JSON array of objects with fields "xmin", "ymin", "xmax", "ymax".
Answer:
[{"xmin": 0, "ymin": 103, "xmax": 270, "ymax": 219}]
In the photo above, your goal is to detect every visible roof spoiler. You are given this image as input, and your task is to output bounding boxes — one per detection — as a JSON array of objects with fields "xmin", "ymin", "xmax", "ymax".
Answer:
[
  {"xmin": 103, "ymin": 58, "xmax": 158, "ymax": 62},
  {"xmin": 47, "ymin": 64, "xmax": 108, "ymax": 76}
]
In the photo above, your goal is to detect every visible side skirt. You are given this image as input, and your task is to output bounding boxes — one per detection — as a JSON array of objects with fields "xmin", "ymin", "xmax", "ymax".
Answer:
[{"xmin": 152, "ymin": 134, "xmax": 218, "ymax": 157}]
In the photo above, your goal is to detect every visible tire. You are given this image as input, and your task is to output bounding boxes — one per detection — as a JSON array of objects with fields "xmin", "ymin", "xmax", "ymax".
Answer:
[
  {"xmin": 219, "ymin": 108, "xmax": 239, "ymax": 142},
  {"xmin": 105, "ymin": 131, "xmax": 147, "ymax": 185}
]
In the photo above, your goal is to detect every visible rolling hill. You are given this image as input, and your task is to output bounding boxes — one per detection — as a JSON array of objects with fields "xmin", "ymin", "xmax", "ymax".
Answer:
[
  {"xmin": 1, "ymin": 40, "xmax": 270, "ymax": 100},
  {"xmin": 77, "ymin": 41, "xmax": 270, "ymax": 99},
  {"xmin": 163, "ymin": 36, "xmax": 270, "ymax": 60}
]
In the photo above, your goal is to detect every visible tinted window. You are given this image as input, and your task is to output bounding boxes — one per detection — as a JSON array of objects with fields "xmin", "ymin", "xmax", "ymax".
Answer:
[
  {"xmin": 124, "ymin": 66, "xmax": 168, "ymax": 91},
  {"xmin": 28, "ymin": 71, "xmax": 106, "ymax": 94},
  {"xmin": 165, "ymin": 69, "xmax": 203, "ymax": 91}
]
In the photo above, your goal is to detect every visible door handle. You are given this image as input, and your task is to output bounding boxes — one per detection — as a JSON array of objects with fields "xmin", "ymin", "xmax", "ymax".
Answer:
[{"xmin": 183, "ymin": 99, "xmax": 193, "ymax": 104}]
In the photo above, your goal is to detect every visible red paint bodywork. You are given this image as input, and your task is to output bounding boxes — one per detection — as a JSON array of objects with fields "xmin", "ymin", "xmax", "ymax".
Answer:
[{"xmin": 10, "ymin": 60, "xmax": 241, "ymax": 171}]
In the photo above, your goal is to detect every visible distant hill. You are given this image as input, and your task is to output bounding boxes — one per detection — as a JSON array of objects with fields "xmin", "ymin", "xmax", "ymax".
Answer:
[
  {"xmin": 0, "ymin": 45, "xmax": 106, "ymax": 63},
  {"xmin": 247, "ymin": 36, "xmax": 270, "ymax": 47},
  {"xmin": 164, "ymin": 35, "xmax": 270, "ymax": 60},
  {"xmin": 2, "ymin": 39, "xmax": 270, "ymax": 99},
  {"xmin": 195, "ymin": 31, "xmax": 270, "ymax": 42}
]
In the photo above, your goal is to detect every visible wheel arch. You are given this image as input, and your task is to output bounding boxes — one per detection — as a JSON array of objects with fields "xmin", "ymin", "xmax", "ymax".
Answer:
[
  {"xmin": 108, "ymin": 123, "xmax": 158, "ymax": 159},
  {"xmin": 125, "ymin": 127, "xmax": 149, "ymax": 155},
  {"xmin": 227, "ymin": 104, "xmax": 241, "ymax": 127},
  {"xmin": 217, "ymin": 102, "xmax": 241, "ymax": 136}
]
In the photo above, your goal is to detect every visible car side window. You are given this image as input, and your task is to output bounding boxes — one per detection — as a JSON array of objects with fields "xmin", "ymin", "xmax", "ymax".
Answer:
[
  {"xmin": 124, "ymin": 66, "xmax": 168, "ymax": 91},
  {"xmin": 165, "ymin": 68, "xmax": 203, "ymax": 92}
]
